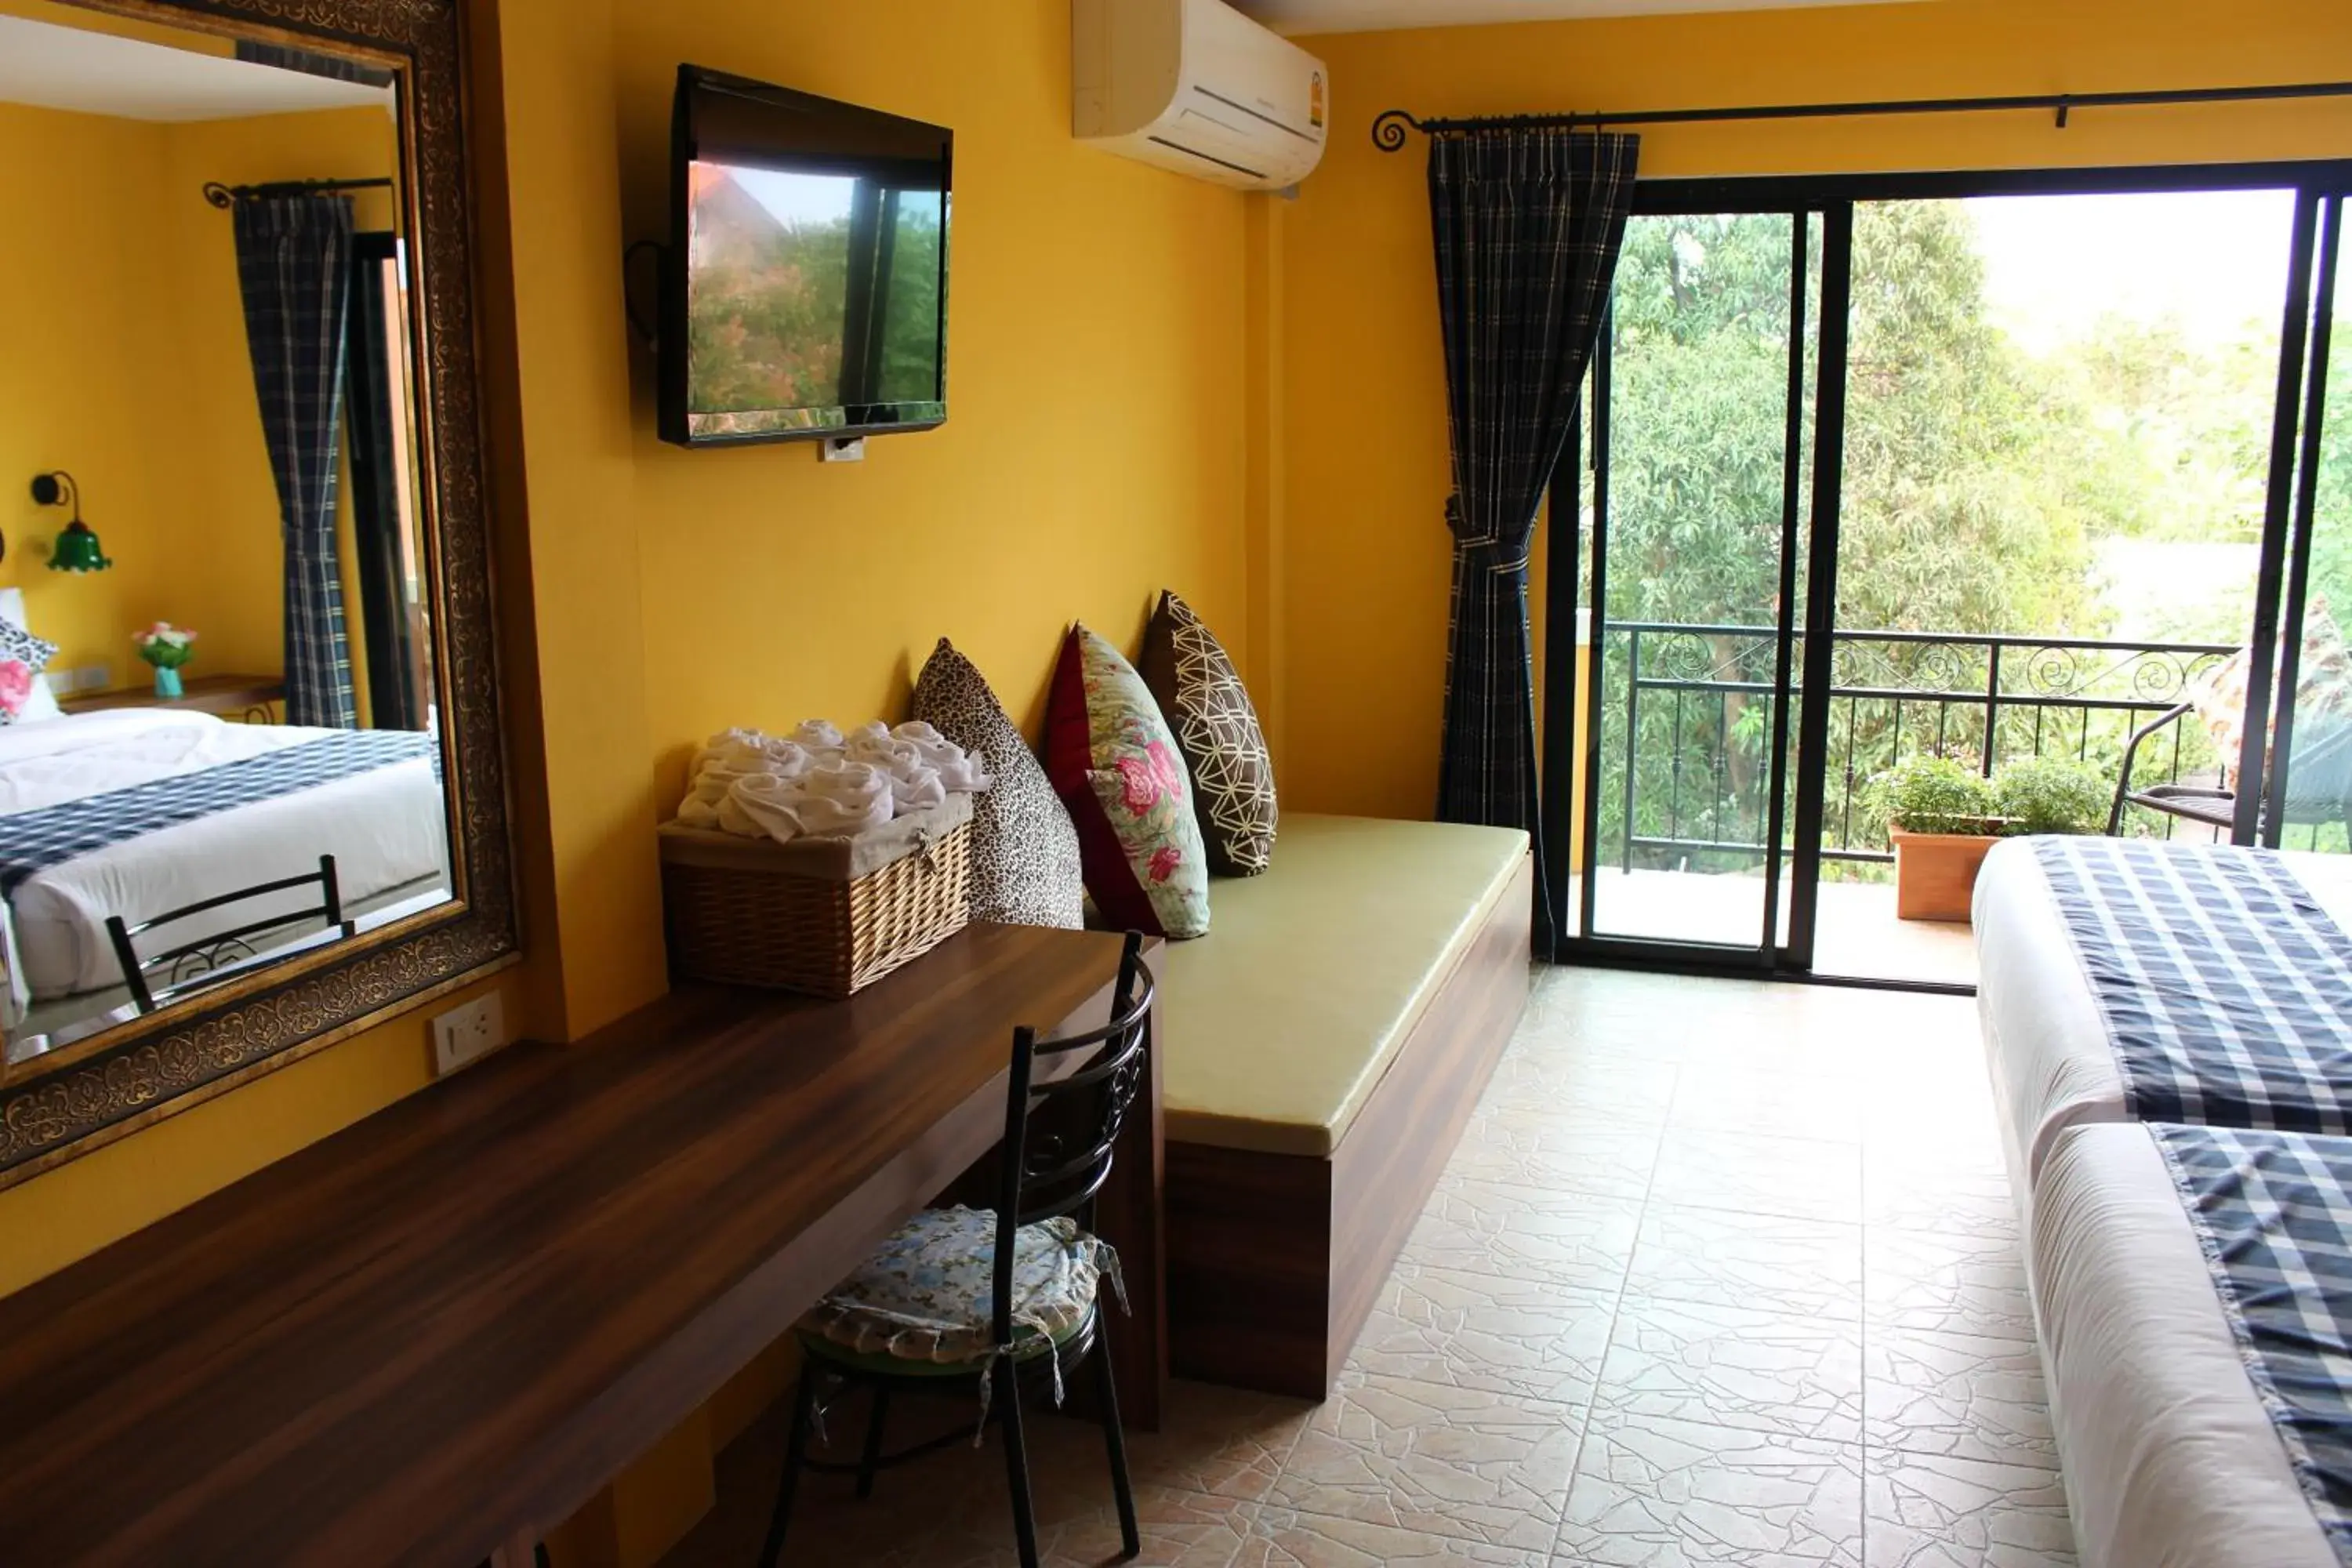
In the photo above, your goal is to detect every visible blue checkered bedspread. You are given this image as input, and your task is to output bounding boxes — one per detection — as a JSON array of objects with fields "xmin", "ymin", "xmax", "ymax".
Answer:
[
  {"xmin": 0, "ymin": 729, "xmax": 439, "ymax": 899},
  {"xmin": 2033, "ymin": 837, "xmax": 2352, "ymax": 1134},
  {"xmin": 2157, "ymin": 1123, "xmax": 2352, "ymax": 1559}
]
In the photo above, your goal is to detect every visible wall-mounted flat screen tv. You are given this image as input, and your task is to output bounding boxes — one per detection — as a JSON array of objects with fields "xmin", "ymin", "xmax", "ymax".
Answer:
[{"xmin": 659, "ymin": 66, "xmax": 950, "ymax": 447}]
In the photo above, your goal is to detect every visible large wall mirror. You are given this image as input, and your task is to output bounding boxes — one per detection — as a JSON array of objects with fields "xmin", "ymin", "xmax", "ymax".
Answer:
[{"xmin": 0, "ymin": 0, "xmax": 514, "ymax": 1185}]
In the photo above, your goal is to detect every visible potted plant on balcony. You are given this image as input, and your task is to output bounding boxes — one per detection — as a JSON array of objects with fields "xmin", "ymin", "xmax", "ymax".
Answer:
[
  {"xmin": 1870, "ymin": 754, "xmax": 2107, "ymax": 923},
  {"xmin": 1991, "ymin": 756, "xmax": 2110, "ymax": 839},
  {"xmin": 1870, "ymin": 756, "xmax": 2002, "ymax": 922}
]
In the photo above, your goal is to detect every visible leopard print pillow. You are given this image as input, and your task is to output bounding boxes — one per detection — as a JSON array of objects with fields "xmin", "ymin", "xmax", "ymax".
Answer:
[{"xmin": 912, "ymin": 639, "xmax": 1084, "ymax": 930}]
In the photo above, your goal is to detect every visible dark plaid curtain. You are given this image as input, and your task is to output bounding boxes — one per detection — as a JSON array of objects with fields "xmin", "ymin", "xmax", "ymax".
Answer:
[
  {"xmin": 234, "ymin": 194, "xmax": 359, "ymax": 729},
  {"xmin": 1430, "ymin": 129, "xmax": 1639, "ymax": 930}
]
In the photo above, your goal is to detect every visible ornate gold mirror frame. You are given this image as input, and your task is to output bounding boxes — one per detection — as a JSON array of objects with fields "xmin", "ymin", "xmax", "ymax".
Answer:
[{"xmin": 0, "ymin": 0, "xmax": 517, "ymax": 1187}]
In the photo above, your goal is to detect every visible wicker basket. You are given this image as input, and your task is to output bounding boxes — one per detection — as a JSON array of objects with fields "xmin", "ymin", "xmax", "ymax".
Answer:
[{"xmin": 658, "ymin": 792, "xmax": 972, "ymax": 997}]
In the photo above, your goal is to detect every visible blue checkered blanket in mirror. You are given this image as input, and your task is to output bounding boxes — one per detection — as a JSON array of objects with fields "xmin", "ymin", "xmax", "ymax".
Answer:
[{"xmin": 0, "ymin": 729, "xmax": 439, "ymax": 900}]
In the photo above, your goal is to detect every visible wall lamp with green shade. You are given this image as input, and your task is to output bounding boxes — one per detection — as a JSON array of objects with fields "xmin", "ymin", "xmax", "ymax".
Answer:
[{"xmin": 28, "ymin": 472, "xmax": 111, "ymax": 573}]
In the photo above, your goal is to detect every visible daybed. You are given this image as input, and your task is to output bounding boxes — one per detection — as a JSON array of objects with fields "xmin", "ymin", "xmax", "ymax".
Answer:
[{"xmin": 1155, "ymin": 812, "xmax": 1533, "ymax": 1399}]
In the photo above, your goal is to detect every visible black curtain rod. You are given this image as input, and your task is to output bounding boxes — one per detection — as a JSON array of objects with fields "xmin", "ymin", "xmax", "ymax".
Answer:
[
  {"xmin": 1371, "ymin": 79, "xmax": 2352, "ymax": 150},
  {"xmin": 202, "ymin": 176, "xmax": 394, "ymax": 209}
]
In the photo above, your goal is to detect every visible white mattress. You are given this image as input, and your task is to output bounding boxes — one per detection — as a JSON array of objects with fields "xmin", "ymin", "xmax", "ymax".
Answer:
[
  {"xmin": 1974, "ymin": 837, "xmax": 2352, "ymax": 1194},
  {"xmin": 0, "ymin": 709, "xmax": 448, "ymax": 999},
  {"xmin": 2033, "ymin": 1121, "xmax": 2336, "ymax": 1568}
]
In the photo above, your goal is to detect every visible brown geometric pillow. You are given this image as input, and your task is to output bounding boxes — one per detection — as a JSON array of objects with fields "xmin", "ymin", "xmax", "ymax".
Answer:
[{"xmin": 1138, "ymin": 590, "xmax": 1276, "ymax": 877}]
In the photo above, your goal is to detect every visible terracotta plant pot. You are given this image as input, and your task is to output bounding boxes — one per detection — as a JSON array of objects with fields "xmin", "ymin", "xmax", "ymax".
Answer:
[{"xmin": 1889, "ymin": 826, "xmax": 1998, "ymax": 923}]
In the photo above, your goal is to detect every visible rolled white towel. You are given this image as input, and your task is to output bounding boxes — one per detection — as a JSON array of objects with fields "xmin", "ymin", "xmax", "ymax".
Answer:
[
  {"xmin": 691, "ymin": 727, "xmax": 766, "ymax": 775},
  {"xmin": 713, "ymin": 789, "xmax": 764, "ymax": 838},
  {"xmin": 793, "ymin": 719, "xmax": 846, "ymax": 753},
  {"xmin": 794, "ymin": 759, "xmax": 895, "ymax": 837},
  {"xmin": 728, "ymin": 771, "xmax": 808, "ymax": 843},
  {"xmin": 891, "ymin": 769, "xmax": 948, "ymax": 813},
  {"xmin": 677, "ymin": 790, "xmax": 723, "ymax": 829},
  {"xmin": 892, "ymin": 720, "xmax": 949, "ymax": 749}
]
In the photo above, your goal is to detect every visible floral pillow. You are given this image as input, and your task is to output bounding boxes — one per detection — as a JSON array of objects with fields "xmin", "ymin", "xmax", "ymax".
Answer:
[
  {"xmin": 0, "ymin": 619, "xmax": 56, "ymax": 726},
  {"xmin": 1042, "ymin": 623, "xmax": 1211, "ymax": 939}
]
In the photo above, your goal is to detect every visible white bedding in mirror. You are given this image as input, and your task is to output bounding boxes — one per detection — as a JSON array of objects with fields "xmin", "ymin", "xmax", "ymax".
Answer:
[{"xmin": 0, "ymin": 709, "xmax": 447, "ymax": 1000}]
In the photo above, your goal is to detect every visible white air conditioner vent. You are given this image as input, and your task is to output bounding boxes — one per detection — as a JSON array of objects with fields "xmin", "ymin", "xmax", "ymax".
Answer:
[{"xmin": 1073, "ymin": 0, "xmax": 1328, "ymax": 192}]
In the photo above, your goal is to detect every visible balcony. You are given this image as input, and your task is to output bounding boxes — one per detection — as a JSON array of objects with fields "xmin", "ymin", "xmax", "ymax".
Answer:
[{"xmin": 1572, "ymin": 621, "xmax": 2240, "ymax": 984}]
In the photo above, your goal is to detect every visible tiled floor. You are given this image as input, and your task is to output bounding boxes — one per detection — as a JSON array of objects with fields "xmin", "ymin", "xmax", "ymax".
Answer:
[{"xmin": 662, "ymin": 967, "xmax": 2072, "ymax": 1568}]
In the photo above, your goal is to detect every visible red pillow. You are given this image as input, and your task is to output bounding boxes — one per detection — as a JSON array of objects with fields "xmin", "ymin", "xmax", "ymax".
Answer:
[{"xmin": 1043, "ymin": 624, "xmax": 1211, "ymax": 938}]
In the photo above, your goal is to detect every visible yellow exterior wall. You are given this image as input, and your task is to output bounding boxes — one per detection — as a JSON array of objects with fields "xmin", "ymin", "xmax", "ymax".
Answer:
[
  {"xmin": 1280, "ymin": 0, "xmax": 2352, "ymax": 820},
  {"xmin": 0, "ymin": 99, "xmax": 395, "ymax": 688}
]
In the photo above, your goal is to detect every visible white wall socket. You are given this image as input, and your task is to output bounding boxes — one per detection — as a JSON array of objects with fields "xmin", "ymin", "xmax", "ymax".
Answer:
[{"xmin": 431, "ymin": 991, "xmax": 507, "ymax": 1076}]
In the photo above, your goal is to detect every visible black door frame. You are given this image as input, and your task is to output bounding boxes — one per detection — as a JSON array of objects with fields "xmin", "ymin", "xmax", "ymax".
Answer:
[{"xmin": 1541, "ymin": 157, "xmax": 2352, "ymax": 993}]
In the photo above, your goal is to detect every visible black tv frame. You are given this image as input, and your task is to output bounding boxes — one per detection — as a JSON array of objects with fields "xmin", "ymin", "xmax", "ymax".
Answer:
[{"xmin": 658, "ymin": 65, "xmax": 952, "ymax": 449}]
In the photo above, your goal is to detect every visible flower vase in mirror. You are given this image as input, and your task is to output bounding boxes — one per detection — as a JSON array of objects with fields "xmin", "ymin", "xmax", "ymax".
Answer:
[
  {"xmin": 135, "ymin": 622, "xmax": 196, "ymax": 699},
  {"xmin": 0, "ymin": 0, "xmax": 515, "ymax": 1189}
]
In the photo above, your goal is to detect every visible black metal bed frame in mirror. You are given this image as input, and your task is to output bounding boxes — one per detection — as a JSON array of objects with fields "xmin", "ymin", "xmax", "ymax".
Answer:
[{"xmin": 0, "ymin": 0, "xmax": 516, "ymax": 1187}]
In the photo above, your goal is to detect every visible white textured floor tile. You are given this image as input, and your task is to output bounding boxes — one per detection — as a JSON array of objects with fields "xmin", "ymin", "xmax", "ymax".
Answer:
[
  {"xmin": 1864, "ymin": 1229, "xmax": 2036, "ymax": 1341},
  {"xmin": 1650, "ymin": 1127, "xmax": 1864, "ymax": 1225},
  {"xmin": 1670, "ymin": 1066, "xmax": 1865, "ymax": 1145},
  {"xmin": 1236, "ymin": 1508, "xmax": 1549, "ymax": 1566},
  {"xmin": 1864, "ymin": 1329, "xmax": 2056, "ymax": 1469},
  {"xmin": 1268, "ymin": 1374, "xmax": 1581, "ymax": 1550},
  {"xmin": 1404, "ymin": 1174, "xmax": 1642, "ymax": 1292},
  {"xmin": 1864, "ymin": 1449, "xmax": 2076, "ymax": 1566},
  {"xmin": 1449, "ymin": 1105, "xmax": 1664, "ymax": 1201},
  {"xmin": 1556, "ymin": 1413, "xmax": 1864, "ymax": 1566},
  {"xmin": 1352, "ymin": 1264, "xmax": 1614, "ymax": 1406},
  {"xmin": 1625, "ymin": 1203, "xmax": 1864, "ymax": 1320},
  {"xmin": 1596, "ymin": 1297, "xmax": 1864, "ymax": 1443}
]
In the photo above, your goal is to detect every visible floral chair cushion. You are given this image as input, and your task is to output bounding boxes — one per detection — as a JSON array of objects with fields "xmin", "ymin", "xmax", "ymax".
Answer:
[
  {"xmin": 1042, "ymin": 623, "xmax": 1212, "ymax": 938},
  {"xmin": 800, "ymin": 1206, "xmax": 1120, "ymax": 1372}
]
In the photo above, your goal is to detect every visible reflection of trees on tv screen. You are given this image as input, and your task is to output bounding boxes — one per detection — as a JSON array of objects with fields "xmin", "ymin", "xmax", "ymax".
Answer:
[{"xmin": 687, "ymin": 166, "xmax": 942, "ymax": 434}]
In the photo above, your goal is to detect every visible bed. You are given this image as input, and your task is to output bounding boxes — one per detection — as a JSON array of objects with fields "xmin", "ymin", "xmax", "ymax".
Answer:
[
  {"xmin": 1974, "ymin": 834, "xmax": 2352, "ymax": 1197},
  {"xmin": 0, "ymin": 706, "xmax": 448, "ymax": 1017},
  {"xmin": 2035, "ymin": 1120, "xmax": 2350, "ymax": 1568}
]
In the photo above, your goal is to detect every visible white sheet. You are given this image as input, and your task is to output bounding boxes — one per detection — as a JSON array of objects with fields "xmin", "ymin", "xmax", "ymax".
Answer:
[
  {"xmin": 0, "ymin": 709, "xmax": 449, "ymax": 999},
  {"xmin": 1974, "ymin": 837, "xmax": 2352, "ymax": 1193},
  {"xmin": 2033, "ymin": 1121, "xmax": 2336, "ymax": 1568}
]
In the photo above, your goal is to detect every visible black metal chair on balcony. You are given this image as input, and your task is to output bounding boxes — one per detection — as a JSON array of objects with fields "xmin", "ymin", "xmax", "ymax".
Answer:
[
  {"xmin": 2110, "ymin": 700, "xmax": 2352, "ymax": 840},
  {"xmin": 757, "ymin": 930, "xmax": 1154, "ymax": 1568}
]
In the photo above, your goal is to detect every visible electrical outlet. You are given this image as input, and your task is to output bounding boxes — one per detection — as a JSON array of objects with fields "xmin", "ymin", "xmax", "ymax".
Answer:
[{"xmin": 431, "ymin": 992, "xmax": 507, "ymax": 1076}]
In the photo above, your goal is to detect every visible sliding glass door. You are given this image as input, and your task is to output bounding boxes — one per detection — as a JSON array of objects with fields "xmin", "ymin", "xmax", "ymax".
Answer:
[
  {"xmin": 1545, "ymin": 162, "xmax": 2352, "ymax": 988},
  {"xmin": 1554, "ymin": 209, "xmax": 1820, "ymax": 961}
]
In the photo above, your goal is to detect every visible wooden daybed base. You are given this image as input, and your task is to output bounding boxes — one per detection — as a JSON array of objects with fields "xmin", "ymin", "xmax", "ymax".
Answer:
[{"xmin": 1153, "ymin": 816, "xmax": 1534, "ymax": 1399}]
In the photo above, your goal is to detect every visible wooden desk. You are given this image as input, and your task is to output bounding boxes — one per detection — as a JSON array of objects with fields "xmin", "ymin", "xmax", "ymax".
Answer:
[
  {"xmin": 0, "ymin": 924, "xmax": 1163, "ymax": 1567},
  {"xmin": 58, "ymin": 672, "xmax": 284, "ymax": 722}
]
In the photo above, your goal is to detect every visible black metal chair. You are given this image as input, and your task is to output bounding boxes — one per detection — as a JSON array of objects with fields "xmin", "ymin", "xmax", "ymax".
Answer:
[
  {"xmin": 2110, "ymin": 703, "xmax": 2352, "ymax": 840},
  {"xmin": 757, "ymin": 931, "xmax": 1155, "ymax": 1568},
  {"xmin": 104, "ymin": 855, "xmax": 354, "ymax": 1013}
]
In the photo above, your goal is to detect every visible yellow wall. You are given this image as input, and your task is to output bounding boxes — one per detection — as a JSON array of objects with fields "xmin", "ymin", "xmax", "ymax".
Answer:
[
  {"xmin": 2, "ymin": 0, "xmax": 1251, "ymax": 1559},
  {"xmin": 0, "ymin": 98, "xmax": 395, "ymax": 686},
  {"xmin": 1279, "ymin": 0, "xmax": 2352, "ymax": 820}
]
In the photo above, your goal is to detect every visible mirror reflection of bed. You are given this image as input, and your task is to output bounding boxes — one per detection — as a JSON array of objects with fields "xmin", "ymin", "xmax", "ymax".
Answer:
[{"xmin": 0, "ymin": 13, "xmax": 453, "ymax": 1062}]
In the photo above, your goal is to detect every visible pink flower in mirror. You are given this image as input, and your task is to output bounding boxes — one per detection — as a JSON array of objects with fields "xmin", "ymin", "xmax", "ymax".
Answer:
[{"xmin": 0, "ymin": 660, "xmax": 34, "ymax": 718}]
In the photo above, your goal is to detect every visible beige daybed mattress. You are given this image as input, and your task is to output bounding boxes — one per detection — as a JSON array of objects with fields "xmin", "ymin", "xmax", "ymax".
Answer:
[
  {"xmin": 1156, "ymin": 812, "xmax": 1530, "ymax": 1158},
  {"xmin": 1974, "ymin": 837, "xmax": 2352, "ymax": 1198},
  {"xmin": 2033, "ymin": 1121, "xmax": 2336, "ymax": 1568}
]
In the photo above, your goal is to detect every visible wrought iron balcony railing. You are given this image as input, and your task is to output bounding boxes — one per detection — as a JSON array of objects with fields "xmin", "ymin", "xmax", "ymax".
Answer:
[{"xmin": 1598, "ymin": 621, "xmax": 2238, "ymax": 874}]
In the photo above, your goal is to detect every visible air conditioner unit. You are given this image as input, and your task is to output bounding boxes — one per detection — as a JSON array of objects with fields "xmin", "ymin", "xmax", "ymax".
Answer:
[{"xmin": 1073, "ymin": 0, "xmax": 1329, "ymax": 192}]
